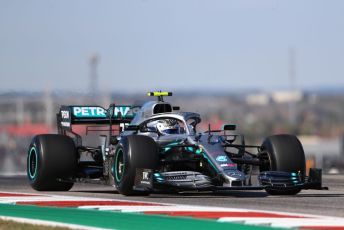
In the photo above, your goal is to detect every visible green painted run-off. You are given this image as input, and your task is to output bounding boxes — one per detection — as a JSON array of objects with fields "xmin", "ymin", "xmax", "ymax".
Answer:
[{"xmin": 0, "ymin": 204, "xmax": 280, "ymax": 230}]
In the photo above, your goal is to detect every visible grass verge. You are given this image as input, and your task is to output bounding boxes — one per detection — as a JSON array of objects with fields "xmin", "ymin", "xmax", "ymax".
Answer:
[{"xmin": 0, "ymin": 219, "xmax": 70, "ymax": 230}]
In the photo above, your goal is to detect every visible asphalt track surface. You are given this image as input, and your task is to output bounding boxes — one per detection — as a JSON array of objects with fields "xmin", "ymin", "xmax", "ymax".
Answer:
[{"xmin": 1, "ymin": 175, "xmax": 344, "ymax": 218}]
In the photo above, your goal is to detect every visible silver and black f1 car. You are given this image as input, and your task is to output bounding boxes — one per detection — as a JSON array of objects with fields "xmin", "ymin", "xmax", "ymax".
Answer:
[{"xmin": 27, "ymin": 92, "xmax": 326, "ymax": 196}]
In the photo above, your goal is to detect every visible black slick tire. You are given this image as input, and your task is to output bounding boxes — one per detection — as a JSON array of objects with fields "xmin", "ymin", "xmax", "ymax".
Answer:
[
  {"xmin": 113, "ymin": 135, "xmax": 158, "ymax": 196},
  {"xmin": 260, "ymin": 134, "xmax": 306, "ymax": 195},
  {"xmin": 27, "ymin": 134, "xmax": 77, "ymax": 191}
]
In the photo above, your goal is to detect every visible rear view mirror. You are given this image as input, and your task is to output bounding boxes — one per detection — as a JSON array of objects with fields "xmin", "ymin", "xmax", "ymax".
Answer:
[{"xmin": 222, "ymin": 124, "xmax": 236, "ymax": 131}]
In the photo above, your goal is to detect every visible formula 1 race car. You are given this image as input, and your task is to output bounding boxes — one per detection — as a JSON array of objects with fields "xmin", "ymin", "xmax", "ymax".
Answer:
[{"xmin": 27, "ymin": 92, "xmax": 326, "ymax": 196}]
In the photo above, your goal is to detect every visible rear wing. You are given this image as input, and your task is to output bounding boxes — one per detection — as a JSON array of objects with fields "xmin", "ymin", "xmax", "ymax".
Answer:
[{"xmin": 57, "ymin": 105, "xmax": 140, "ymax": 131}]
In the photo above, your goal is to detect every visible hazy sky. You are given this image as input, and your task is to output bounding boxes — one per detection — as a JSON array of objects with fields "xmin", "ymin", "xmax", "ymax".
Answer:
[{"xmin": 1, "ymin": 0, "xmax": 344, "ymax": 92}]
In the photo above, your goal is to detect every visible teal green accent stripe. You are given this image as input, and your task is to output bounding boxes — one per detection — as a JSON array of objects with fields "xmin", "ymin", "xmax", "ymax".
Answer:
[
  {"xmin": 28, "ymin": 147, "xmax": 37, "ymax": 180},
  {"xmin": 162, "ymin": 141, "xmax": 182, "ymax": 153},
  {"xmin": 0, "ymin": 204, "xmax": 280, "ymax": 230},
  {"xmin": 195, "ymin": 148, "xmax": 202, "ymax": 154},
  {"xmin": 202, "ymin": 153, "xmax": 219, "ymax": 173},
  {"xmin": 165, "ymin": 141, "xmax": 181, "ymax": 147},
  {"xmin": 162, "ymin": 147, "xmax": 171, "ymax": 152},
  {"xmin": 186, "ymin": 147, "xmax": 194, "ymax": 152}
]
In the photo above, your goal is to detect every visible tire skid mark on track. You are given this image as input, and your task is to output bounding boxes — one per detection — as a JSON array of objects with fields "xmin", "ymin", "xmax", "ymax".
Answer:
[{"xmin": 1, "ymin": 191, "xmax": 344, "ymax": 229}]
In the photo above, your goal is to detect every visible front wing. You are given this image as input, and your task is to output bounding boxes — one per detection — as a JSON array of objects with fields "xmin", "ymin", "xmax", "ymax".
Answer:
[{"xmin": 133, "ymin": 168, "xmax": 328, "ymax": 192}]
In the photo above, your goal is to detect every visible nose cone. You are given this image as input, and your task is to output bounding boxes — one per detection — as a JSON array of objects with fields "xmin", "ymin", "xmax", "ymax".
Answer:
[{"xmin": 223, "ymin": 170, "xmax": 246, "ymax": 186}]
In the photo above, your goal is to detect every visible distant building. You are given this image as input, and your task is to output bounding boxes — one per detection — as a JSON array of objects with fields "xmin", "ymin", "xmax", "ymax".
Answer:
[
  {"xmin": 245, "ymin": 93, "xmax": 270, "ymax": 106},
  {"xmin": 271, "ymin": 90, "xmax": 303, "ymax": 103},
  {"xmin": 245, "ymin": 90, "xmax": 303, "ymax": 106}
]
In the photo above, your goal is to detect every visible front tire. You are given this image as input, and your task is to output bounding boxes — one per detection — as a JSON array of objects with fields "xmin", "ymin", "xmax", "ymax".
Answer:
[
  {"xmin": 260, "ymin": 134, "xmax": 305, "ymax": 195},
  {"xmin": 113, "ymin": 135, "xmax": 158, "ymax": 196},
  {"xmin": 27, "ymin": 134, "xmax": 77, "ymax": 191}
]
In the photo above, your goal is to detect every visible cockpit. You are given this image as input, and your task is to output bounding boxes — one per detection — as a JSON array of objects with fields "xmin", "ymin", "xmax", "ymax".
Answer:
[{"xmin": 139, "ymin": 113, "xmax": 201, "ymax": 136}]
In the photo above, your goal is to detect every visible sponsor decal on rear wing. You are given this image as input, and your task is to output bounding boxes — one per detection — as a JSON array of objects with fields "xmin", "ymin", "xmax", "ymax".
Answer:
[
  {"xmin": 57, "ymin": 105, "xmax": 140, "ymax": 129},
  {"xmin": 71, "ymin": 106, "xmax": 134, "ymax": 118}
]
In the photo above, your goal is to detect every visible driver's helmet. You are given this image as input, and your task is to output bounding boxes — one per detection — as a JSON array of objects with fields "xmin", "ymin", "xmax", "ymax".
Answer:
[{"xmin": 149, "ymin": 119, "xmax": 181, "ymax": 135}]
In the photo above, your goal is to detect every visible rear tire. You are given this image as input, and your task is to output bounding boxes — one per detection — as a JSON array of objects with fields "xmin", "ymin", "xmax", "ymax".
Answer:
[
  {"xmin": 113, "ymin": 135, "xmax": 158, "ymax": 196},
  {"xmin": 27, "ymin": 134, "xmax": 77, "ymax": 191},
  {"xmin": 260, "ymin": 134, "xmax": 305, "ymax": 195}
]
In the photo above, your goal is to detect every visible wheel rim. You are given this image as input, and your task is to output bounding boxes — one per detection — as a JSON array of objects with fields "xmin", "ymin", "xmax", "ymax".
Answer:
[
  {"xmin": 28, "ymin": 147, "xmax": 38, "ymax": 180},
  {"xmin": 114, "ymin": 149, "xmax": 124, "ymax": 183}
]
